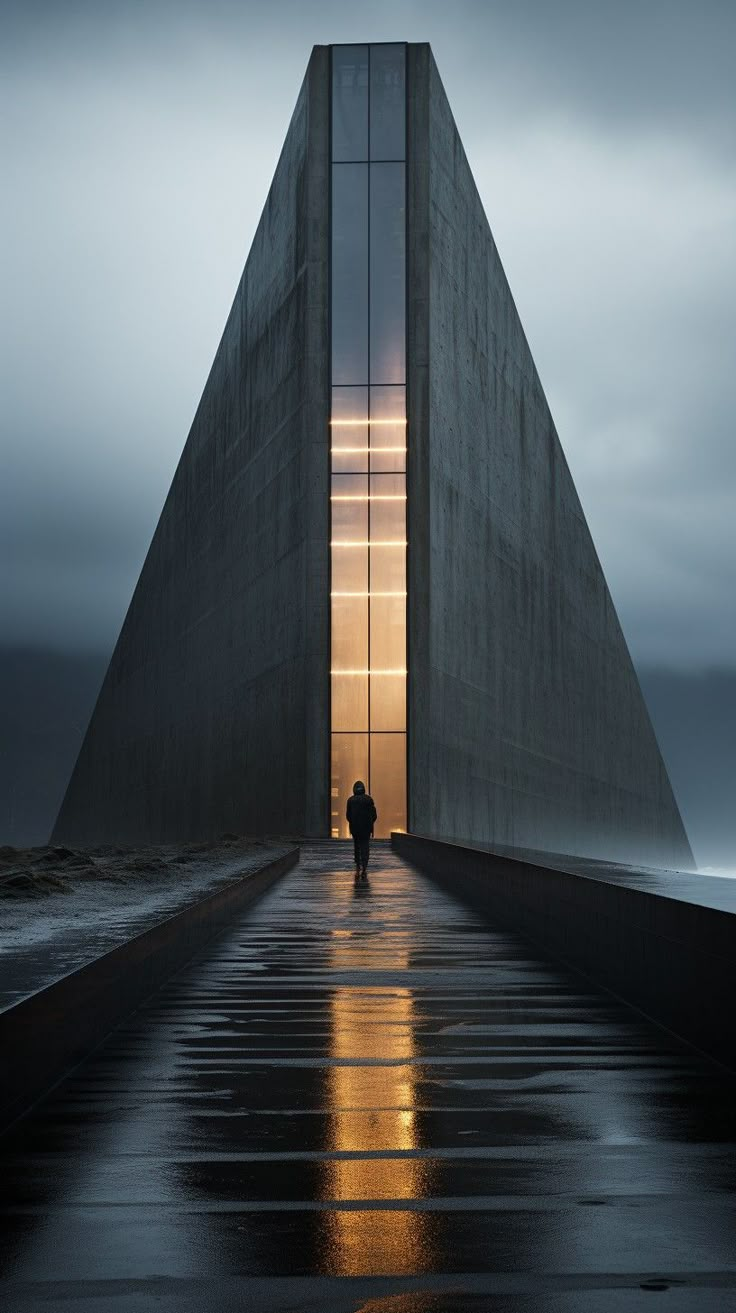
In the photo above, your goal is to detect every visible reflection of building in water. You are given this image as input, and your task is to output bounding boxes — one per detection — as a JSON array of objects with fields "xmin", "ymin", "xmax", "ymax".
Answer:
[{"xmin": 322, "ymin": 936, "xmax": 430, "ymax": 1275}]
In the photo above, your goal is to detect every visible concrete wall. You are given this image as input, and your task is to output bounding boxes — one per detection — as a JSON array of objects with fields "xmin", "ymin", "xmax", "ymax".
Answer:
[
  {"xmin": 54, "ymin": 50, "xmax": 330, "ymax": 844},
  {"xmin": 0, "ymin": 849, "xmax": 299, "ymax": 1129},
  {"xmin": 407, "ymin": 46, "xmax": 692, "ymax": 867},
  {"xmin": 394, "ymin": 832, "xmax": 734, "ymax": 1071}
]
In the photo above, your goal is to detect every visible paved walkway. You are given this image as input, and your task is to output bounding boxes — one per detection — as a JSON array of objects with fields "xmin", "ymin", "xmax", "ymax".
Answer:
[{"xmin": 1, "ymin": 843, "xmax": 734, "ymax": 1311}]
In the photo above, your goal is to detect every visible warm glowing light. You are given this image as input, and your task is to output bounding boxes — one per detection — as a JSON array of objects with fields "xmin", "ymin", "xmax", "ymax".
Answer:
[
  {"xmin": 331, "ymin": 495, "xmax": 407, "ymax": 502},
  {"xmin": 331, "ymin": 540, "xmax": 407, "ymax": 547},
  {"xmin": 331, "ymin": 446, "xmax": 407, "ymax": 454},
  {"xmin": 331, "ymin": 591, "xmax": 406, "ymax": 597},
  {"xmin": 324, "ymin": 940, "xmax": 428, "ymax": 1274},
  {"xmin": 329, "ymin": 418, "xmax": 406, "ymax": 427},
  {"xmin": 331, "ymin": 669, "xmax": 407, "ymax": 676}
]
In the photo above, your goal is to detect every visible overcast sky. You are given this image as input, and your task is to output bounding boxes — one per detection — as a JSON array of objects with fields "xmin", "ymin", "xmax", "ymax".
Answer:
[{"xmin": 2, "ymin": 0, "xmax": 734, "ymax": 671}]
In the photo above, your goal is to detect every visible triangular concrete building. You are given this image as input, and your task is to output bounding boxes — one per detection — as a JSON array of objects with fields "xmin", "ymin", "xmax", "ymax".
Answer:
[{"xmin": 54, "ymin": 43, "xmax": 692, "ymax": 866}]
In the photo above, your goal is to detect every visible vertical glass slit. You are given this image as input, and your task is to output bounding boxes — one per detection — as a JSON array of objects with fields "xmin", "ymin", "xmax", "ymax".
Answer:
[{"xmin": 330, "ymin": 44, "xmax": 407, "ymax": 839}]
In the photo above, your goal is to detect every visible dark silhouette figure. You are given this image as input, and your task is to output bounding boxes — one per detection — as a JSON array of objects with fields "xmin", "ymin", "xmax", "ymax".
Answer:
[{"xmin": 346, "ymin": 781, "xmax": 377, "ymax": 883}]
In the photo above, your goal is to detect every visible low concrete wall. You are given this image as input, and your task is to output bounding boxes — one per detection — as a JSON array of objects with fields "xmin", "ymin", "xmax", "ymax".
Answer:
[
  {"xmin": 0, "ymin": 848, "xmax": 299, "ymax": 1130},
  {"xmin": 393, "ymin": 833, "xmax": 735, "ymax": 1071}
]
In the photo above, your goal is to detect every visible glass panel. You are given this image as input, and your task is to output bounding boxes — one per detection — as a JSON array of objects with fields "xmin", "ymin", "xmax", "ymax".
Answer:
[
  {"xmin": 332, "ymin": 46, "xmax": 369, "ymax": 162},
  {"xmin": 332, "ymin": 386, "xmax": 368, "ymax": 474},
  {"xmin": 370, "ymin": 594, "xmax": 405, "ymax": 670},
  {"xmin": 332, "ymin": 545, "xmax": 368, "ymax": 593},
  {"xmin": 370, "ymin": 385, "xmax": 406, "ymax": 473},
  {"xmin": 370, "ymin": 45, "xmax": 405, "ymax": 162},
  {"xmin": 332, "ymin": 473, "xmax": 369, "ymax": 501},
  {"xmin": 369, "ymin": 472, "xmax": 405, "ymax": 498},
  {"xmin": 332, "ymin": 450, "xmax": 369, "ymax": 476},
  {"xmin": 370, "ymin": 163, "xmax": 405, "ymax": 385},
  {"xmin": 331, "ymin": 733, "xmax": 369, "ymax": 838},
  {"xmin": 370, "ymin": 733, "xmax": 407, "ymax": 836},
  {"xmin": 368, "ymin": 482, "xmax": 405, "ymax": 542},
  {"xmin": 370, "ymin": 675, "xmax": 406, "ymax": 732},
  {"xmin": 332, "ymin": 164, "xmax": 368, "ymax": 385},
  {"xmin": 331, "ymin": 595, "xmax": 368, "ymax": 670},
  {"xmin": 332, "ymin": 674, "xmax": 368, "ymax": 732},
  {"xmin": 331, "ymin": 482, "xmax": 368, "ymax": 542},
  {"xmin": 370, "ymin": 544, "xmax": 406, "ymax": 593}
]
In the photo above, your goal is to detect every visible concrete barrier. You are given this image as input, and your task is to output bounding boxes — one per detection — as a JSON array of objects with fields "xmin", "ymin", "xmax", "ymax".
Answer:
[
  {"xmin": 392, "ymin": 832, "xmax": 735, "ymax": 1071},
  {"xmin": 0, "ymin": 847, "xmax": 299, "ymax": 1130}
]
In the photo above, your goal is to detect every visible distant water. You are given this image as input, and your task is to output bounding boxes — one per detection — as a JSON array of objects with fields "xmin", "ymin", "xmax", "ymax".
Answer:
[{"xmin": 700, "ymin": 867, "xmax": 736, "ymax": 879}]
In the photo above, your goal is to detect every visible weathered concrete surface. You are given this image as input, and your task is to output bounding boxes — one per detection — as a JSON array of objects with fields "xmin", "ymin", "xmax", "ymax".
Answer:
[
  {"xmin": 407, "ymin": 44, "xmax": 692, "ymax": 867},
  {"xmin": 0, "ymin": 849, "xmax": 299, "ymax": 1130},
  {"xmin": 1, "ymin": 844, "xmax": 734, "ymax": 1310},
  {"xmin": 393, "ymin": 831, "xmax": 736, "ymax": 1070},
  {"xmin": 53, "ymin": 48, "xmax": 330, "ymax": 844}
]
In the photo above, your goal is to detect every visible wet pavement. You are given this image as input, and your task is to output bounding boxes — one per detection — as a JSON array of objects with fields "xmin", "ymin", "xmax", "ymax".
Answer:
[{"xmin": 0, "ymin": 842, "xmax": 734, "ymax": 1311}]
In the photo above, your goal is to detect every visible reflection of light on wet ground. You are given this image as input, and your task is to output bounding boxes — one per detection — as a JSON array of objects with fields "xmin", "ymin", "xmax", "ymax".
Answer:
[
  {"xmin": 322, "ymin": 934, "xmax": 430, "ymax": 1274},
  {"xmin": 3, "ymin": 845, "xmax": 735, "ymax": 1302}
]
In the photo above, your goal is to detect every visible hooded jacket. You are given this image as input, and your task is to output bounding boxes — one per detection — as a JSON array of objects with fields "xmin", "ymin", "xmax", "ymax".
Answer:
[{"xmin": 346, "ymin": 787, "xmax": 377, "ymax": 839}]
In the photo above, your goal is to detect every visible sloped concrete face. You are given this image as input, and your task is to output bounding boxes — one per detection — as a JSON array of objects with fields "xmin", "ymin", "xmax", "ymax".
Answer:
[
  {"xmin": 54, "ymin": 49, "xmax": 330, "ymax": 844},
  {"xmin": 407, "ymin": 45, "xmax": 692, "ymax": 866}
]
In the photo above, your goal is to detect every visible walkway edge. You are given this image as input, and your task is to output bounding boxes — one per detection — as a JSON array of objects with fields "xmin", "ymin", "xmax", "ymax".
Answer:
[
  {"xmin": 392, "ymin": 832, "xmax": 735, "ymax": 1071},
  {"xmin": 0, "ymin": 847, "xmax": 299, "ymax": 1131}
]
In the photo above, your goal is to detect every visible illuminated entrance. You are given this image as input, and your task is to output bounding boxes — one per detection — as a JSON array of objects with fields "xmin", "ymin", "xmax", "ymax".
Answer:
[{"xmin": 329, "ymin": 44, "xmax": 407, "ymax": 838}]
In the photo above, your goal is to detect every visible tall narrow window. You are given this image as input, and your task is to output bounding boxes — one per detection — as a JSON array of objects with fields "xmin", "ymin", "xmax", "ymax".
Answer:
[{"xmin": 330, "ymin": 44, "xmax": 407, "ymax": 840}]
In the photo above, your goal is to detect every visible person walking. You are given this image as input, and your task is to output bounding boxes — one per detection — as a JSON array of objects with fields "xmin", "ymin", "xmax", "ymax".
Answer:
[{"xmin": 346, "ymin": 780, "xmax": 377, "ymax": 883}]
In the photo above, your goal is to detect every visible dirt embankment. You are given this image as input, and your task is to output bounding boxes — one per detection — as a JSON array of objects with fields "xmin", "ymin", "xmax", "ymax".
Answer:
[{"xmin": 0, "ymin": 836, "xmax": 285, "ymax": 899}]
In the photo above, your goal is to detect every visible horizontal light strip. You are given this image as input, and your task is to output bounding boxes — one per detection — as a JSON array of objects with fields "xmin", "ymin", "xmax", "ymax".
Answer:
[
  {"xmin": 331, "ymin": 495, "xmax": 406, "ymax": 502},
  {"xmin": 331, "ymin": 670, "xmax": 407, "ymax": 676},
  {"xmin": 332, "ymin": 446, "xmax": 407, "ymax": 454},
  {"xmin": 330, "ymin": 418, "xmax": 406, "ymax": 427},
  {"xmin": 331, "ymin": 591, "xmax": 406, "ymax": 597},
  {"xmin": 331, "ymin": 540, "xmax": 407, "ymax": 547}
]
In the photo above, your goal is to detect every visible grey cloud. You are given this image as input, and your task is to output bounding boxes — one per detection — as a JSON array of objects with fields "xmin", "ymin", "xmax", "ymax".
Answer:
[
  {"xmin": 463, "ymin": 111, "xmax": 736, "ymax": 669},
  {"xmin": 1, "ymin": 0, "xmax": 734, "ymax": 669},
  {"xmin": 3, "ymin": 1, "xmax": 734, "ymax": 140}
]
